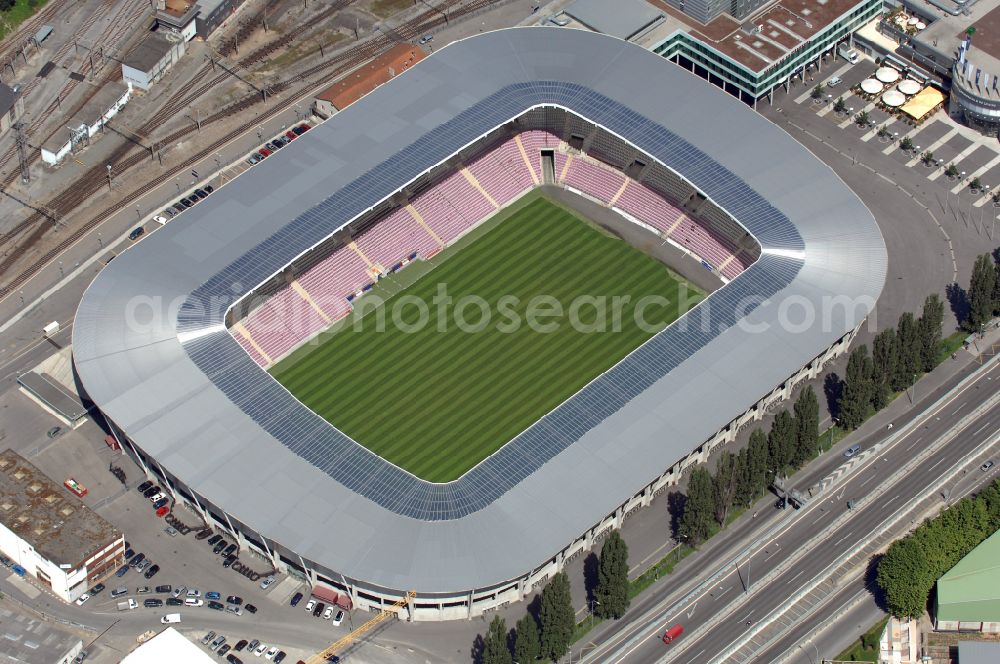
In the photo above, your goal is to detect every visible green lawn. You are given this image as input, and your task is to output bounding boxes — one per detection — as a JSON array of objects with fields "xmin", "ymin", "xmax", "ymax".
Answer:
[
  {"xmin": 271, "ymin": 195, "xmax": 701, "ymax": 482},
  {"xmin": 0, "ymin": 0, "xmax": 49, "ymax": 41}
]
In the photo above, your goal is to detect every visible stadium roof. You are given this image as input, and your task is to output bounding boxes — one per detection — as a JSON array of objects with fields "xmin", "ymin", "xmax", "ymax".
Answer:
[
  {"xmin": 73, "ymin": 27, "xmax": 886, "ymax": 594},
  {"xmin": 936, "ymin": 530, "xmax": 1000, "ymax": 623}
]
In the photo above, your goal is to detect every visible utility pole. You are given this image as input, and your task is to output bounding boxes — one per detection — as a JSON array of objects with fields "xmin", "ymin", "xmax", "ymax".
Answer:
[
  {"xmin": 106, "ymin": 164, "xmax": 113, "ymax": 191},
  {"xmin": 14, "ymin": 122, "xmax": 29, "ymax": 184}
]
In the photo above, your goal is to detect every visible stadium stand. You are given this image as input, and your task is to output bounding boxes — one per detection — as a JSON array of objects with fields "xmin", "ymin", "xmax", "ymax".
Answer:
[{"xmin": 234, "ymin": 130, "xmax": 759, "ymax": 366}]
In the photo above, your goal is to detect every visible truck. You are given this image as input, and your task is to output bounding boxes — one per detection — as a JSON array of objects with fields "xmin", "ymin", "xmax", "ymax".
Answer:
[
  {"xmin": 661, "ymin": 623, "xmax": 684, "ymax": 644},
  {"xmin": 117, "ymin": 599, "xmax": 138, "ymax": 611},
  {"xmin": 836, "ymin": 42, "xmax": 860, "ymax": 64},
  {"xmin": 160, "ymin": 613, "xmax": 181, "ymax": 624}
]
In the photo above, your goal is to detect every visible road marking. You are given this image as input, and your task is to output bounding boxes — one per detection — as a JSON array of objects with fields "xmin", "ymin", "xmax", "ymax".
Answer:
[
  {"xmin": 974, "ymin": 421, "xmax": 993, "ymax": 435},
  {"xmin": 786, "ymin": 569, "xmax": 805, "ymax": 585},
  {"xmin": 764, "ymin": 546, "xmax": 781, "ymax": 561},
  {"xmin": 906, "ymin": 436, "xmax": 923, "ymax": 452},
  {"xmin": 832, "ymin": 531, "xmax": 854, "ymax": 548},
  {"xmin": 686, "ymin": 648, "xmax": 706, "ymax": 664},
  {"xmin": 686, "ymin": 601, "xmax": 698, "ymax": 618},
  {"xmin": 927, "ymin": 456, "xmax": 946, "ymax": 472},
  {"xmin": 860, "ymin": 475, "xmax": 874, "ymax": 487},
  {"xmin": 714, "ymin": 586, "xmax": 731, "ymax": 600}
]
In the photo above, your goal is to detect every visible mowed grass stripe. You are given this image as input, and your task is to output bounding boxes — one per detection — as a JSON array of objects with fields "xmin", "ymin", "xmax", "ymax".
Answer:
[{"xmin": 271, "ymin": 197, "xmax": 700, "ymax": 482}]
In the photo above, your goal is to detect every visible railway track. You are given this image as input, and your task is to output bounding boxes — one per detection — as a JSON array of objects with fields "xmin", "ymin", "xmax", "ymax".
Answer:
[{"xmin": 0, "ymin": 0, "xmax": 507, "ymax": 298}]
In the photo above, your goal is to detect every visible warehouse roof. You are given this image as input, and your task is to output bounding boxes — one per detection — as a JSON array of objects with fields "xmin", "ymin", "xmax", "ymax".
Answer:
[
  {"xmin": 73, "ymin": 27, "xmax": 885, "ymax": 594},
  {"xmin": 937, "ymin": 530, "xmax": 1000, "ymax": 623},
  {"xmin": 315, "ymin": 43, "xmax": 424, "ymax": 110},
  {"xmin": 0, "ymin": 450, "xmax": 121, "ymax": 567},
  {"xmin": 123, "ymin": 34, "xmax": 175, "ymax": 72}
]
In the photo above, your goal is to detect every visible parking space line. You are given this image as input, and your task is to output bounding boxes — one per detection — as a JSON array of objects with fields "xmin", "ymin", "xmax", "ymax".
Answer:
[
  {"xmin": 929, "ymin": 142, "xmax": 982, "ymax": 181},
  {"xmin": 838, "ymin": 101, "xmax": 875, "ymax": 129},
  {"xmin": 906, "ymin": 128, "xmax": 958, "ymax": 167},
  {"xmin": 883, "ymin": 123, "xmax": 925, "ymax": 156}
]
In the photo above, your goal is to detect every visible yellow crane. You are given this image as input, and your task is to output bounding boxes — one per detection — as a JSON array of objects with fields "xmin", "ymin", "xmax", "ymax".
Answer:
[{"xmin": 306, "ymin": 591, "xmax": 416, "ymax": 664}]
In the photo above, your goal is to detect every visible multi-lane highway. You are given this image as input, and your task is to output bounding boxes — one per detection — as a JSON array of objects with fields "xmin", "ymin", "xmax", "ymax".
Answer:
[{"xmin": 579, "ymin": 354, "xmax": 1000, "ymax": 664}]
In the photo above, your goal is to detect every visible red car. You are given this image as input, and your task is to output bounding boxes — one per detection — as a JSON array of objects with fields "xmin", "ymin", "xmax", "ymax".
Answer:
[
  {"xmin": 258, "ymin": 148, "xmax": 271, "ymax": 158},
  {"xmin": 285, "ymin": 131, "xmax": 297, "ymax": 141},
  {"xmin": 662, "ymin": 624, "xmax": 684, "ymax": 645}
]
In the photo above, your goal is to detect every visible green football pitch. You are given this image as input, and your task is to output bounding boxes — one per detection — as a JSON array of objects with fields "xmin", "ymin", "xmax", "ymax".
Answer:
[{"xmin": 270, "ymin": 195, "xmax": 702, "ymax": 482}]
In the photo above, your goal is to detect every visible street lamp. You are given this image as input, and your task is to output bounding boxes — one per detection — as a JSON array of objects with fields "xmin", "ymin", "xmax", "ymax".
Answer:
[{"xmin": 588, "ymin": 598, "xmax": 600, "ymax": 626}]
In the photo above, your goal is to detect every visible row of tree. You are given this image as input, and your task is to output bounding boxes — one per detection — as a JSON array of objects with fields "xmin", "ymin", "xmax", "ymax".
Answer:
[
  {"xmin": 679, "ymin": 386, "xmax": 820, "ymax": 545},
  {"xmin": 966, "ymin": 251, "xmax": 1000, "ymax": 332},
  {"xmin": 876, "ymin": 480, "xmax": 1000, "ymax": 618},
  {"xmin": 836, "ymin": 294, "xmax": 944, "ymax": 430},
  {"xmin": 478, "ymin": 531, "xmax": 631, "ymax": 663}
]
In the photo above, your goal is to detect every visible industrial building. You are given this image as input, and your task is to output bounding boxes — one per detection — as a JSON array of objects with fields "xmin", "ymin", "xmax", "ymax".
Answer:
[
  {"xmin": 0, "ymin": 82, "xmax": 24, "ymax": 136},
  {"xmin": 122, "ymin": 33, "xmax": 186, "ymax": 91},
  {"xmin": 935, "ymin": 529, "xmax": 1000, "ymax": 632},
  {"xmin": 0, "ymin": 450, "xmax": 124, "ymax": 603},
  {"xmin": 73, "ymin": 28, "xmax": 884, "ymax": 620},
  {"xmin": 313, "ymin": 43, "xmax": 424, "ymax": 117},
  {"xmin": 155, "ymin": 0, "xmax": 246, "ymax": 41},
  {"xmin": 41, "ymin": 82, "xmax": 133, "ymax": 165},
  {"xmin": 0, "ymin": 604, "xmax": 84, "ymax": 664}
]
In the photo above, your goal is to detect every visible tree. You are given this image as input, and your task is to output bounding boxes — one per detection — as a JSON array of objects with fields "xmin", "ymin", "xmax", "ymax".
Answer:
[
  {"xmin": 539, "ymin": 572, "xmax": 575, "ymax": 662},
  {"xmin": 877, "ymin": 534, "xmax": 936, "ymax": 618},
  {"xmin": 514, "ymin": 614, "xmax": 540, "ymax": 663},
  {"xmin": 768, "ymin": 410, "xmax": 796, "ymax": 472},
  {"xmin": 968, "ymin": 253, "xmax": 995, "ymax": 331},
  {"xmin": 921, "ymin": 150, "xmax": 934, "ymax": 166},
  {"xmin": 970, "ymin": 176, "xmax": 983, "ymax": 192},
  {"xmin": 833, "ymin": 97, "xmax": 846, "ymax": 113},
  {"xmin": 893, "ymin": 312, "xmax": 920, "ymax": 391},
  {"xmin": 871, "ymin": 328, "xmax": 898, "ymax": 411},
  {"xmin": 856, "ymin": 110, "xmax": 870, "ymax": 127},
  {"xmin": 945, "ymin": 163, "xmax": 960, "ymax": 179},
  {"xmin": 792, "ymin": 386, "xmax": 819, "ymax": 466},
  {"xmin": 712, "ymin": 452, "xmax": 738, "ymax": 525},
  {"xmin": 482, "ymin": 615, "xmax": 513, "ymax": 664},
  {"xmin": 900, "ymin": 136, "xmax": 914, "ymax": 152},
  {"xmin": 679, "ymin": 467, "xmax": 715, "ymax": 545},
  {"xmin": 839, "ymin": 345, "xmax": 873, "ymax": 429},
  {"xmin": 594, "ymin": 530, "xmax": 630, "ymax": 620},
  {"xmin": 918, "ymin": 294, "xmax": 944, "ymax": 372},
  {"xmin": 811, "ymin": 83, "xmax": 824, "ymax": 100},
  {"xmin": 746, "ymin": 428, "xmax": 769, "ymax": 496}
]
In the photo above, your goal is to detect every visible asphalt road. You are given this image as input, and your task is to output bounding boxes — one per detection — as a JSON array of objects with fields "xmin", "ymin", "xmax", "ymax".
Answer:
[{"xmin": 579, "ymin": 355, "xmax": 1000, "ymax": 664}]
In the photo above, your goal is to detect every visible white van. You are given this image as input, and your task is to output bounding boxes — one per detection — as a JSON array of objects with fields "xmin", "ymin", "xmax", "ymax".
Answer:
[{"xmin": 160, "ymin": 613, "xmax": 181, "ymax": 624}]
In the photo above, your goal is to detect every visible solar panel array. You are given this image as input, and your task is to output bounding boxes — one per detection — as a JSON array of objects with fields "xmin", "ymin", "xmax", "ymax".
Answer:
[{"xmin": 179, "ymin": 82, "xmax": 804, "ymax": 521}]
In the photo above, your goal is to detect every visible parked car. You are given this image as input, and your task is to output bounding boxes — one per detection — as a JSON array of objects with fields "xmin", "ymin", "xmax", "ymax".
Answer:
[
  {"xmin": 213, "ymin": 541, "xmax": 227, "ymax": 555},
  {"xmin": 142, "ymin": 486, "xmax": 160, "ymax": 498},
  {"xmin": 172, "ymin": 586, "xmax": 187, "ymax": 598},
  {"xmin": 210, "ymin": 635, "xmax": 226, "ymax": 649},
  {"xmin": 304, "ymin": 599, "xmax": 316, "ymax": 614},
  {"xmin": 208, "ymin": 601, "xmax": 225, "ymax": 611},
  {"xmin": 123, "ymin": 549, "xmax": 135, "ymax": 561},
  {"xmin": 153, "ymin": 215, "xmax": 168, "ymax": 225},
  {"xmin": 115, "ymin": 566, "xmax": 129, "ymax": 578},
  {"xmin": 130, "ymin": 553, "xmax": 145, "ymax": 568},
  {"xmin": 174, "ymin": 204, "xmax": 187, "ymax": 214},
  {"xmin": 223, "ymin": 544, "xmax": 237, "ymax": 557},
  {"xmin": 134, "ymin": 560, "xmax": 150, "ymax": 572},
  {"xmin": 207, "ymin": 534, "xmax": 222, "ymax": 546},
  {"xmin": 253, "ymin": 643, "xmax": 267, "ymax": 656},
  {"xmin": 843, "ymin": 444, "xmax": 861, "ymax": 458},
  {"xmin": 226, "ymin": 604, "xmax": 243, "ymax": 616},
  {"xmin": 88, "ymin": 583, "xmax": 105, "ymax": 596},
  {"xmin": 983, "ymin": 460, "xmax": 995, "ymax": 471},
  {"xmin": 162, "ymin": 208, "xmax": 176, "ymax": 218},
  {"xmin": 204, "ymin": 185, "xmax": 214, "ymax": 194},
  {"xmin": 292, "ymin": 126, "xmax": 306, "ymax": 136},
  {"xmin": 284, "ymin": 130, "xmax": 297, "ymax": 141},
  {"xmin": 152, "ymin": 498, "xmax": 169, "ymax": 509},
  {"xmin": 144, "ymin": 565, "xmax": 160, "ymax": 579},
  {"xmin": 244, "ymin": 604, "xmax": 257, "ymax": 614},
  {"xmin": 193, "ymin": 189, "xmax": 208, "ymax": 199},
  {"xmin": 222, "ymin": 555, "xmax": 237, "ymax": 568},
  {"xmin": 196, "ymin": 529, "xmax": 213, "ymax": 540},
  {"xmin": 313, "ymin": 602, "xmax": 325, "ymax": 617},
  {"xmin": 180, "ymin": 198, "xmax": 193, "ymax": 208},
  {"xmin": 148, "ymin": 492, "xmax": 165, "ymax": 503},
  {"xmin": 265, "ymin": 647, "xmax": 278, "ymax": 660},
  {"xmin": 74, "ymin": 593, "xmax": 90, "ymax": 606},
  {"xmin": 246, "ymin": 155, "xmax": 260, "ymax": 166},
  {"xmin": 187, "ymin": 194, "xmax": 199, "ymax": 205},
  {"xmin": 322, "ymin": 606, "xmax": 333, "ymax": 620},
  {"xmin": 137, "ymin": 481, "xmax": 153, "ymax": 493},
  {"xmin": 218, "ymin": 645, "xmax": 231, "ymax": 657},
  {"xmin": 258, "ymin": 148, "xmax": 271, "ymax": 158},
  {"xmin": 206, "ymin": 591, "xmax": 221, "ymax": 600},
  {"xmin": 155, "ymin": 584, "xmax": 171, "ymax": 594},
  {"xmin": 246, "ymin": 639, "xmax": 259, "ymax": 653},
  {"xmin": 290, "ymin": 592, "xmax": 302, "ymax": 607},
  {"xmin": 111, "ymin": 586, "xmax": 128, "ymax": 598},
  {"xmin": 143, "ymin": 598, "xmax": 163, "ymax": 608},
  {"xmin": 826, "ymin": 75, "xmax": 843, "ymax": 87},
  {"xmin": 273, "ymin": 653, "xmax": 286, "ymax": 664},
  {"xmin": 186, "ymin": 597, "xmax": 204, "ymax": 607},
  {"xmin": 233, "ymin": 640, "xmax": 248, "ymax": 652},
  {"xmin": 128, "ymin": 227, "xmax": 144, "ymax": 241},
  {"xmin": 166, "ymin": 597, "xmax": 184, "ymax": 606},
  {"xmin": 201, "ymin": 631, "xmax": 216, "ymax": 645},
  {"xmin": 227, "ymin": 655, "xmax": 243, "ymax": 664},
  {"xmin": 136, "ymin": 586, "xmax": 151, "ymax": 595},
  {"xmin": 260, "ymin": 576, "xmax": 275, "ymax": 590},
  {"xmin": 264, "ymin": 142, "xmax": 278, "ymax": 151},
  {"xmin": 332, "ymin": 609, "xmax": 344, "ymax": 626},
  {"xmin": 187, "ymin": 589, "xmax": 201, "ymax": 597}
]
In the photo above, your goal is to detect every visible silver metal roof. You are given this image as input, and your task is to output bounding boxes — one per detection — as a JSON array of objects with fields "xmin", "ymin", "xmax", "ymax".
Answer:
[
  {"xmin": 72, "ymin": 27, "xmax": 886, "ymax": 594},
  {"xmin": 564, "ymin": 0, "xmax": 663, "ymax": 40}
]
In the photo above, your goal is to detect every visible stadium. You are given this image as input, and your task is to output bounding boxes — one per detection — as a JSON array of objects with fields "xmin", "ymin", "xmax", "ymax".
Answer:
[{"xmin": 72, "ymin": 28, "xmax": 887, "ymax": 620}]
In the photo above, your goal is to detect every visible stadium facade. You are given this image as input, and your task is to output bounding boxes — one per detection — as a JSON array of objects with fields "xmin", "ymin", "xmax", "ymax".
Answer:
[{"xmin": 73, "ymin": 28, "xmax": 886, "ymax": 620}]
